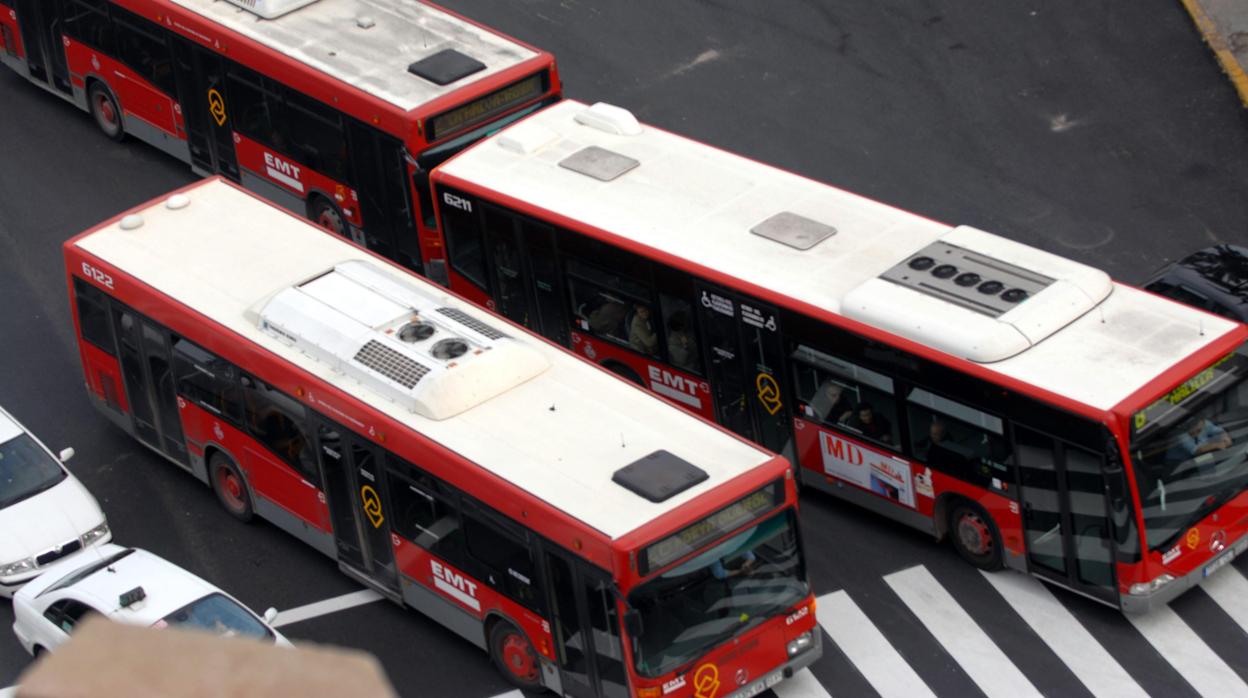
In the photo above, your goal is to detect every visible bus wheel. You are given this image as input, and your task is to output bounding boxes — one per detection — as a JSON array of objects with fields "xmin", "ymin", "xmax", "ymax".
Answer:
[
  {"xmin": 88, "ymin": 83, "xmax": 124, "ymax": 142},
  {"xmin": 949, "ymin": 502, "xmax": 1003, "ymax": 570},
  {"xmin": 310, "ymin": 197, "xmax": 347, "ymax": 237},
  {"xmin": 210, "ymin": 453, "xmax": 254, "ymax": 523},
  {"xmin": 604, "ymin": 361, "xmax": 644, "ymax": 387},
  {"xmin": 489, "ymin": 621, "xmax": 542, "ymax": 690}
]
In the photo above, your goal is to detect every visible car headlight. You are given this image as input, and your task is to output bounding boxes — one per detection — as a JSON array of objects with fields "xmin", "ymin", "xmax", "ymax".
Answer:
[
  {"xmin": 787, "ymin": 630, "xmax": 815, "ymax": 657},
  {"xmin": 0, "ymin": 557, "xmax": 35, "ymax": 578},
  {"xmin": 81, "ymin": 521, "xmax": 110, "ymax": 546}
]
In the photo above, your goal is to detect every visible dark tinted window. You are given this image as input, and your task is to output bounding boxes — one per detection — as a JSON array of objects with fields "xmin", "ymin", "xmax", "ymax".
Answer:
[
  {"xmin": 74, "ymin": 278, "xmax": 114, "ymax": 354},
  {"xmin": 386, "ymin": 456, "xmax": 466, "ymax": 567},
  {"xmin": 113, "ymin": 10, "xmax": 174, "ymax": 95},
  {"xmin": 62, "ymin": 0, "xmax": 114, "ymax": 53},
  {"xmin": 172, "ymin": 338, "xmax": 243, "ymax": 424},
  {"xmin": 240, "ymin": 375, "xmax": 316, "ymax": 482},
  {"xmin": 285, "ymin": 91, "xmax": 347, "ymax": 182},
  {"xmin": 906, "ymin": 386, "xmax": 1012, "ymax": 490},
  {"xmin": 227, "ymin": 66, "xmax": 284, "ymax": 151},
  {"xmin": 790, "ymin": 344, "xmax": 900, "ymax": 448},
  {"xmin": 463, "ymin": 501, "xmax": 540, "ymax": 612},
  {"xmin": 43, "ymin": 599, "xmax": 97, "ymax": 634},
  {"xmin": 441, "ymin": 192, "xmax": 487, "ymax": 288},
  {"xmin": 566, "ymin": 259, "xmax": 656, "ymax": 353}
]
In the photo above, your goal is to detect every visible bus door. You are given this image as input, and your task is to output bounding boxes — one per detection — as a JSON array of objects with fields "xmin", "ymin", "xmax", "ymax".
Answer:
[
  {"xmin": 14, "ymin": 0, "xmax": 69, "ymax": 92},
  {"xmin": 1015, "ymin": 426, "xmax": 1118, "ymax": 604},
  {"xmin": 171, "ymin": 39, "xmax": 239, "ymax": 181},
  {"xmin": 694, "ymin": 283, "xmax": 792, "ymax": 455},
  {"xmin": 313, "ymin": 418, "xmax": 401, "ymax": 597},
  {"xmin": 346, "ymin": 123, "xmax": 421, "ymax": 273},
  {"xmin": 481, "ymin": 206, "xmax": 570, "ymax": 346},
  {"xmin": 110, "ymin": 309, "xmax": 189, "ymax": 466},
  {"xmin": 543, "ymin": 548, "xmax": 630, "ymax": 698}
]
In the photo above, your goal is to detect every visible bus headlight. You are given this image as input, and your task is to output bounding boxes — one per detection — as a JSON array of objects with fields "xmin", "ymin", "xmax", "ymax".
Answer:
[
  {"xmin": 1128, "ymin": 574, "xmax": 1174, "ymax": 595},
  {"xmin": 81, "ymin": 521, "xmax": 110, "ymax": 546},
  {"xmin": 787, "ymin": 631, "xmax": 814, "ymax": 657},
  {"xmin": 0, "ymin": 557, "xmax": 35, "ymax": 578}
]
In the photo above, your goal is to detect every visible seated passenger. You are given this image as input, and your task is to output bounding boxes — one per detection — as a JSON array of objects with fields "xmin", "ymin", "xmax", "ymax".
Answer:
[
  {"xmin": 845, "ymin": 403, "xmax": 892, "ymax": 444},
  {"xmin": 586, "ymin": 297, "xmax": 628, "ymax": 338},
  {"xmin": 629, "ymin": 305, "xmax": 659, "ymax": 355},
  {"xmin": 1168, "ymin": 416, "xmax": 1232, "ymax": 462},
  {"xmin": 810, "ymin": 381, "xmax": 855, "ymax": 426},
  {"xmin": 666, "ymin": 311, "xmax": 698, "ymax": 371}
]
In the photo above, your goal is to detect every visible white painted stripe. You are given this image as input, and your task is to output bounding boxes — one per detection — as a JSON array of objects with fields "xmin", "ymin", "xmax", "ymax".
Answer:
[
  {"xmin": 885, "ymin": 566, "xmax": 1041, "ymax": 698},
  {"xmin": 1200, "ymin": 565, "xmax": 1248, "ymax": 637},
  {"xmin": 435, "ymin": 575, "xmax": 482, "ymax": 611},
  {"xmin": 817, "ymin": 590, "xmax": 935, "ymax": 698},
  {"xmin": 980, "ymin": 571, "xmax": 1146, "ymax": 698},
  {"xmin": 1128, "ymin": 602, "xmax": 1248, "ymax": 697},
  {"xmin": 771, "ymin": 667, "xmax": 833, "ymax": 698},
  {"xmin": 271, "ymin": 589, "xmax": 383, "ymax": 628},
  {"xmin": 649, "ymin": 380, "xmax": 702, "ymax": 408},
  {"xmin": 266, "ymin": 165, "xmax": 305, "ymax": 193},
  {"xmin": 484, "ymin": 692, "xmax": 525, "ymax": 698}
]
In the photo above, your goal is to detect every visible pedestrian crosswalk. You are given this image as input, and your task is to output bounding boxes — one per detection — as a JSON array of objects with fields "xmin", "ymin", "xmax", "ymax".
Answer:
[{"xmin": 483, "ymin": 560, "xmax": 1248, "ymax": 698}]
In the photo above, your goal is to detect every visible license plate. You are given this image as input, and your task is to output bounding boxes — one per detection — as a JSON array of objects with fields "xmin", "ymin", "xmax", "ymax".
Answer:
[
  {"xmin": 1204, "ymin": 541, "xmax": 1247, "ymax": 578},
  {"xmin": 725, "ymin": 669, "xmax": 784, "ymax": 698}
]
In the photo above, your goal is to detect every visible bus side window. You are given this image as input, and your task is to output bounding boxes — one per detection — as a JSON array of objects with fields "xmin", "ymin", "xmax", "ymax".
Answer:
[
  {"xmin": 111, "ymin": 9, "xmax": 175, "ymax": 96},
  {"xmin": 240, "ymin": 375, "xmax": 317, "ymax": 485},
  {"xmin": 284, "ymin": 90, "xmax": 348, "ymax": 183},
  {"xmin": 385, "ymin": 456, "xmax": 466, "ymax": 567},
  {"xmin": 62, "ymin": 0, "xmax": 114, "ymax": 54},
  {"xmin": 905, "ymin": 387, "xmax": 1012, "ymax": 490},
  {"xmin": 565, "ymin": 259, "xmax": 655, "ymax": 353},
  {"xmin": 73, "ymin": 278, "xmax": 116, "ymax": 355},
  {"xmin": 441, "ymin": 193, "xmax": 488, "ymax": 289},
  {"xmin": 789, "ymin": 344, "xmax": 901, "ymax": 449},
  {"xmin": 171, "ymin": 337, "xmax": 243, "ymax": 425},
  {"xmin": 659, "ymin": 294, "xmax": 700, "ymax": 374},
  {"xmin": 226, "ymin": 66, "xmax": 285, "ymax": 153},
  {"xmin": 462, "ymin": 501, "xmax": 541, "ymax": 613}
]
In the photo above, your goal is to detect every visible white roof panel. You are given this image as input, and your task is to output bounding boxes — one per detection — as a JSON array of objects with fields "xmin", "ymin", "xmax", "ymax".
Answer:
[
  {"xmin": 438, "ymin": 100, "xmax": 1241, "ymax": 412},
  {"xmin": 73, "ymin": 179, "xmax": 772, "ymax": 540},
  {"xmin": 169, "ymin": 0, "xmax": 539, "ymax": 112}
]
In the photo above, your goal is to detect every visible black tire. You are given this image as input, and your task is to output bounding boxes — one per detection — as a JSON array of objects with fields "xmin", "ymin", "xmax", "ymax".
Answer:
[
  {"xmin": 948, "ymin": 501, "xmax": 1004, "ymax": 570},
  {"xmin": 603, "ymin": 361, "xmax": 644, "ymax": 387},
  {"xmin": 310, "ymin": 196, "xmax": 347, "ymax": 237},
  {"xmin": 209, "ymin": 452, "xmax": 254, "ymax": 523},
  {"xmin": 488, "ymin": 620, "xmax": 542, "ymax": 691},
  {"xmin": 88, "ymin": 82, "xmax": 124, "ymax": 142}
]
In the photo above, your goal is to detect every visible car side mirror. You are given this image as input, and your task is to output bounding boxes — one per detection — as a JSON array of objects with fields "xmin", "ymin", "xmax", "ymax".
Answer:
[
  {"xmin": 264, "ymin": 607, "xmax": 279, "ymax": 624},
  {"xmin": 59, "ymin": 448, "xmax": 75, "ymax": 463},
  {"xmin": 624, "ymin": 608, "xmax": 643, "ymax": 638}
]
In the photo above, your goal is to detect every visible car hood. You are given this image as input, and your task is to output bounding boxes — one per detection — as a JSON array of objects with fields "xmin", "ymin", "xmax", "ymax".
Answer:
[{"xmin": 0, "ymin": 477, "xmax": 104, "ymax": 564}]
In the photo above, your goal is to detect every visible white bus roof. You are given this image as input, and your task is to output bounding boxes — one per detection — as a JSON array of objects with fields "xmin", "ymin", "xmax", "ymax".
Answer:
[
  {"xmin": 72, "ymin": 179, "xmax": 774, "ymax": 541},
  {"xmin": 170, "ymin": 0, "xmax": 540, "ymax": 112},
  {"xmin": 438, "ymin": 100, "xmax": 1242, "ymax": 413}
]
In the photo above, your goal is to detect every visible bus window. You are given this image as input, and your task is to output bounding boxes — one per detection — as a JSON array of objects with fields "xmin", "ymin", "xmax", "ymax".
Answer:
[
  {"xmin": 906, "ymin": 387, "xmax": 1012, "ymax": 490},
  {"xmin": 226, "ymin": 66, "xmax": 285, "ymax": 152},
  {"xmin": 386, "ymin": 458, "xmax": 465, "ymax": 566},
  {"xmin": 442, "ymin": 197, "xmax": 488, "ymax": 289},
  {"xmin": 240, "ymin": 375, "xmax": 316, "ymax": 483},
  {"xmin": 790, "ymin": 345, "xmax": 900, "ymax": 448},
  {"xmin": 566, "ymin": 259, "xmax": 654, "ymax": 352},
  {"xmin": 284, "ymin": 90, "xmax": 348, "ymax": 183},
  {"xmin": 112, "ymin": 9, "xmax": 175, "ymax": 95},
  {"xmin": 73, "ymin": 278, "xmax": 115, "ymax": 355},
  {"xmin": 172, "ymin": 338, "xmax": 244, "ymax": 424},
  {"xmin": 463, "ymin": 502, "xmax": 541, "ymax": 612},
  {"xmin": 660, "ymin": 294, "xmax": 700, "ymax": 373},
  {"xmin": 62, "ymin": 0, "xmax": 113, "ymax": 54}
]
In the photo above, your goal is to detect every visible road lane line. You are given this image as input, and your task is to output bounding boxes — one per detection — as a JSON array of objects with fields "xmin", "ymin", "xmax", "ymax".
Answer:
[
  {"xmin": 884, "ymin": 565, "xmax": 1041, "ymax": 698},
  {"xmin": 271, "ymin": 588, "xmax": 384, "ymax": 628},
  {"xmin": 1127, "ymin": 602, "xmax": 1248, "ymax": 697},
  {"xmin": 981, "ymin": 571, "xmax": 1146, "ymax": 698},
  {"xmin": 817, "ymin": 589, "xmax": 934, "ymax": 698},
  {"xmin": 772, "ymin": 667, "xmax": 834, "ymax": 698},
  {"xmin": 1200, "ymin": 565, "xmax": 1248, "ymax": 637}
]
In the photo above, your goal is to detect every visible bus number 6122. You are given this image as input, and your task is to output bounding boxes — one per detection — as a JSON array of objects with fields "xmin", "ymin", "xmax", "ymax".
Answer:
[{"xmin": 82, "ymin": 262, "xmax": 115, "ymax": 289}]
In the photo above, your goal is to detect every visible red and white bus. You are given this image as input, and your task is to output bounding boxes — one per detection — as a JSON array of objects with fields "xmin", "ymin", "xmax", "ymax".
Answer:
[
  {"xmin": 428, "ymin": 99, "xmax": 1248, "ymax": 612},
  {"xmin": 4, "ymin": 0, "xmax": 559, "ymax": 279},
  {"xmin": 64, "ymin": 177, "xmax": 820, "ymax": 697}
]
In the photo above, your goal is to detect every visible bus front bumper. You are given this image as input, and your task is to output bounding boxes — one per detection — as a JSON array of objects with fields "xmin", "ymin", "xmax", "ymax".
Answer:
[
  {"xmin": 722, "ymin": 632, "xmax": 822, "ymax": 698},
  {"xmin": 1121, "ymin": 537, "xmax": 1248, "ymax": 614}
]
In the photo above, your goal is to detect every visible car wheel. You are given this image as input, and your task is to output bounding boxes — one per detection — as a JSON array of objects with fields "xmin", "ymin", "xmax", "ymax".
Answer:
[{"xmin": 210, "ymin": 453, "xmax": 254, "ymax": 523}]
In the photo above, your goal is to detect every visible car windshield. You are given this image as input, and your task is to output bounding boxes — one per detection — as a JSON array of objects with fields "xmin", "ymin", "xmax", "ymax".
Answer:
[
  {"xmin": 626, "ymin": 509, "xmax": 808, "ymax": 678},
  {"xmin": 158, "ymin": 592, "xmax": 274, "ymax": 642},
  {"xmin": 0, "ymin": 433, "xmax": 67, "ymax": 509},
  {"xmin": 1130, "ymin": 345, "xmax": 1248, "ymax": 551}
]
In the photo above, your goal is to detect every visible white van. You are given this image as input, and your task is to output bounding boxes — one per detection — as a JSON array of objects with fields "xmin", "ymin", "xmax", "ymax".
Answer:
[{"xmin": 0, "ymin": 405, "xmax": 110, "ymax": 597}]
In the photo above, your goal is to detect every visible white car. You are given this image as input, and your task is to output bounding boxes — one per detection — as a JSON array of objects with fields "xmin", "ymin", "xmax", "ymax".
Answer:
[
  {"xmin": 0, "ymin": 405, "xmax": 110, "ymax": 597},
  {"xmin": 12, "ymin": 543, "xmax": 290, "ymax": 654}
]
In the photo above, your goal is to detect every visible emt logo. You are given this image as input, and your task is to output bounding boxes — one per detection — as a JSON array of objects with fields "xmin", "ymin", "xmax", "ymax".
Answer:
[{"xmin": 431, "ymin": 560, "xmax": 480, "ymax": 612}]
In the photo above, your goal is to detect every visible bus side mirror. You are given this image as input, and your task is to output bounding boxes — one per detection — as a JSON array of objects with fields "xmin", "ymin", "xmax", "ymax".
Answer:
[{"xmin": 624, "ymin": 609, "xmax": 643, "ymax": 638}]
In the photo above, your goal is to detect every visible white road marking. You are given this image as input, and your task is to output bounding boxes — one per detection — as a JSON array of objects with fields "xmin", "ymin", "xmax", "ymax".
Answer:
[
  {"xmin": 772, "ymin": 667, "xmax": 834, "ymax": 698},
  {"xmin": 981, "ymin": 571, "xmax": 1146, "ymax": 698},
  {"xmin": 483, "ymin": 692, "xmax": 524, "ymax": 698},
  {"xmin": 885, "ymin": 565, "xmax": 1041, "ymax": 698},
  {"xmin": 1127, "ymin": 602, "xmax": 1248, "ymax": 697},
  {"xmin": 817, "ymin": 590, "xmax": 935, "ymax": 698},
  {"xmin": 1200, "ymin": 565, "xmax": 1248, "ymax": 637},
  {"xmin": 271, "ymin": 588, "xmax": 384, "ymax": 628}
]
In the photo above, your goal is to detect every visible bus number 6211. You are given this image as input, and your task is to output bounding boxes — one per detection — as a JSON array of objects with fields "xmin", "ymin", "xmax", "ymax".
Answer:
[{"xmin": 82, "ymin": 262, "xmax": 115, "ymax": 289}]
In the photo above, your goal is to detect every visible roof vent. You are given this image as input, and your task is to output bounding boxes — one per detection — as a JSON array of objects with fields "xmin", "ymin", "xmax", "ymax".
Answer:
[
  {"xmin": 250, "ymin": 260, "xmax": 548, "ymax": 420},
  {"xmin": 574, "ymin": 102, "xmax": 643, "ymax": 136},
  {"xmin": 842, "ymin": 225, "xmax": 1113, "ymax": 363},
  {"xmin": 559, "ymin": 146, "xmax": 639, "ymax": 182},
  {"xmin": 612, "ymin": 450, "xmax": 709, "ymax": 503},
  {"xmin": 751, "ymin": 211, "xmax": 837, "ymax": 251},
  {"xmin": 408, "ymin": 49, "xmax": 486, "ymax": 86},
  {"xmin": 221, "ymin": 0, "xmax": 320, "ymax": 20}
]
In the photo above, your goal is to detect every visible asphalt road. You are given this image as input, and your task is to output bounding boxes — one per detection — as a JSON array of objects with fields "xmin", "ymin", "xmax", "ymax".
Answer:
[{"xmin": 3, "ymin": 1, "xmax": 1248, "ymax": 696}]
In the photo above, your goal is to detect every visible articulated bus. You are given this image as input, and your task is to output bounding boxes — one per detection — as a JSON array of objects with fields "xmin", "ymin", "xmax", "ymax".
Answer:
[
  {"xmin": 64, "ymin": 177, "xmax": 820, "ymax": 698},
  {"xmin": 427, "ymin": 99, "xmax": 1248, "ymax": 612},
  {"xmin": 4, "ymin": 0, "xmax": 559, "ymax": 277}
]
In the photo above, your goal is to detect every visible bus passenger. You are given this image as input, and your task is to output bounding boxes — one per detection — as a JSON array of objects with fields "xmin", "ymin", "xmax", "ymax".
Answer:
[
  {"xmin": 846, "ymin": 403, "xmax": 892, "ymax": 444},
  {"xmin": 1169, "ymin": 416, "xmax": 1232, "ymax": 462},
  {"xmin": 666, "ymin": 311, "xmax": 698, "ymax": 371},
  {"xmin": 810, "ymin": 381, "xmax": 855, "ymax": 427},
  {"xmin": 629, "ymin": 305, "xmax": 659, "ymax": 355}
]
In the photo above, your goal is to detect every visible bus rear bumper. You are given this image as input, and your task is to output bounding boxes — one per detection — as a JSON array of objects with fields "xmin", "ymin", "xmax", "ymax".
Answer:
[{"xmin": 1121, "ymin": 538, "xmax": 1248, "ymax": 614}]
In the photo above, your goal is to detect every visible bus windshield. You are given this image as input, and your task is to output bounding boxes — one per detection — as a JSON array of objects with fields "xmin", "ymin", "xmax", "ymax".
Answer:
[
  {"xmin": 627, "ymin": 509, "xmax": 808, "ymax": 678},
  {"xmin": 1130, "ymin": 344, "xmax": 1248, "ymax": 551}
]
